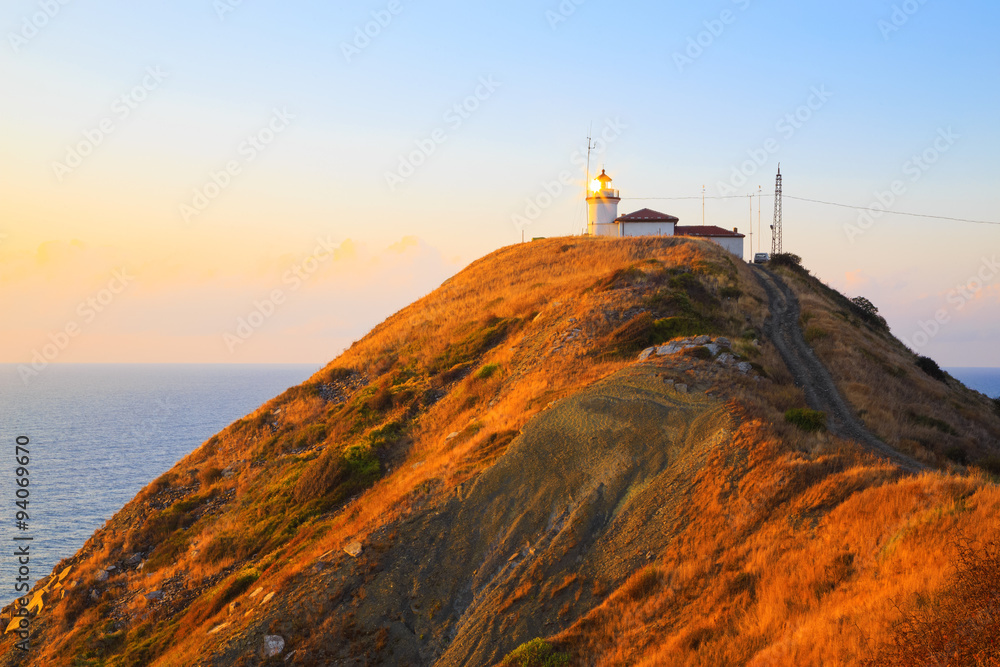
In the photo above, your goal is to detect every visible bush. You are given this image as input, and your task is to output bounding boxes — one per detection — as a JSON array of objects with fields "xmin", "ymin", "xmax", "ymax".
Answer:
[
  {"xmin": 865, "ymin": 538, "xmax": 1000, "ymax": 666},
  {"xmin": 720, "ymin": 286, "xmax": 742, "ymax": 300},
  {"xmin": 850, "ymin": 296, "xmax": 888, "ymax": 328},
  {"xmin": 915, "ymin": 356, "xmax": 948, "ymax": 382},
  {"xmin": 944, "ymin": 446, "xmax": 969, "ymax": 466},
  {"xmin": 993, "ymin": 397, "xmax": 1000, "ymax": 417},
  {"xmin": 770, "ymin": 253, "xmax": 803, "ymax": 268},
  {"xmin": 785, "ymin": 408, "xmax": 827, "ymax": 433},
  {"xmin": 502, "ymin": 638, "xmax": 570, "ymax": 667},
  {"xmin": 976, "ymin": 455, "xmax": 1000, "ymax": 477},
  {"xmin": 197, "ymin": 467, "xmax": 223, "ymax": 487},
  {"xmin": 475, "ymin": 363, "xmax": 501, "ymax": 380}
]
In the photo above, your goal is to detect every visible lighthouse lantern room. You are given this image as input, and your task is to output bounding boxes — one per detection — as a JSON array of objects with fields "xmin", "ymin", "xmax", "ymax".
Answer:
[{"xmin": 586, "ymin": 169, "xmax": 621, "ymax": 237}]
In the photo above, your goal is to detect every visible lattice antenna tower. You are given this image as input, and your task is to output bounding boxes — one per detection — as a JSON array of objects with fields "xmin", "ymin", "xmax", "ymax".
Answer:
[{"xmin": 771, "ymin": 164, "xmax": 783, "ymax": 256}]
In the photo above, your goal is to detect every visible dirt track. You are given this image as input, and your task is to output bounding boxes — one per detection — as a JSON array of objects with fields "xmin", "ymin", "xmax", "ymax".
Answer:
[{"xmin": 753, "ymin": 267, "xmax": 925, "ymax": 473}]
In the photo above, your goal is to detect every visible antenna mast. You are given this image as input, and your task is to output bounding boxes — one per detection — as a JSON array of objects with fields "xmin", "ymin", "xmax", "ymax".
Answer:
[{"xmin": 771, "ymin": 165, "xmax": 783, "ymax": 256}]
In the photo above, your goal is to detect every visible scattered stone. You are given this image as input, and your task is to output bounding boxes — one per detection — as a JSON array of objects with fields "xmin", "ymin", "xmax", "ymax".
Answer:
[
  {"xmin": 656, "ymin": 343, "xmax": 680, "ymax": 356},
  {"xmin": 445, "ymin": 432, "xmax": 459, "ymax": 441},
  {"xmin": 144, "ymin": 591, "xmax": 163, "ymax": 602},
  {"xmin": 411, "ymin": 461, "xmax": 425, "ymax": 469},
  {"xmin": 250, "ymin": 586, "xmax": 264, "ymax": 599},
  {"xmin": 693, "ymin": 335, "xmax": 711, "ymax": 345},
  {"xmin": 95, "ymin": 571, "xmax": 109, "ymax": 583},
  {"xmin": 208, "ymin": 623, "xmax": 229, "ymax": 635},
  {"xmin": 262, "ymin": 592, "xmax": 276, "ymax": 605},
  {"xmin": 715, "ymin": 337, "xmax": 732, "ymax": 349},
  {"xmin": 105, "ymin": 565, "xmax": 117, "ymax": 572},
  {"xmin": 126, "ymin": 554, "xmax": 142, "ymax": 566},
  {"xmin": 312, "ymin": 561, "xmax": 325, "ymax": 573},
  {"xmin": 90, "ymin": 589, "xmax": 100, "ymax": 602},
  {"xmin": 344, "ymin": 541, "xmax": 363, "ymax": 558},
  {"xmin": 675, "ymin": 384, "xmax": 689, "ymax": 394},
  {"xmin": 717, "ymin": 353, "xmax": 735, "ymax": 365},
  {"xmin": 264, "ymin": 635, "xmax": 285, "ymax": 658},
  {"xmin": 737, "ymin": 362, "xmax": 753, "ymax": 374},
  {"xmin": 228, "ymin": 600, "xmax": 240, "ymax": 615},
  {"xmin": 704, "ymin": 343, "xmax": 720, "ymax": 356},
  {"xmin": 638, "ymin": 347, "xmax": 655, "ymax": 361}
]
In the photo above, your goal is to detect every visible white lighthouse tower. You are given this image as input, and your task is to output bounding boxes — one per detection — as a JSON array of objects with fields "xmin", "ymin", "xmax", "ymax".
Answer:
[{"xmin": 587, "ymin": 169, "xmax": 621, "ymax": 236}]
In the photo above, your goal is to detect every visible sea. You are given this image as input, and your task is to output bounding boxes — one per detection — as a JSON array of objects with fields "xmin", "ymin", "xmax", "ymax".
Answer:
[
  {"xmin": 946, "ymin": 367, "xmax": 1000, "ymax": 400},
  {"xmin": 0, "ymin": 363, "xmax": 319, "ymax": 606}
]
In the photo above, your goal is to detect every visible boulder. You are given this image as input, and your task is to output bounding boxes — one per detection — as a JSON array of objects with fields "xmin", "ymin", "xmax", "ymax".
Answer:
[
  {"xmin": 126, "ymin": 553, "xmax": 142, "ymax": 566},
  {"xmin": 717, "ymin": 353, "xmax": 734, "ymax": 365},
  {"xmin": 638, "ymin": 347, "xmax": 655, "ymax": 361},
  {"xmin": 704, "ymin": 343, "xmax": 720, "ymax": 356},
  {"xmin": 144, "ymin": 591, "xmax": 163, "ymax": 602},
  {"xmin": 95, "ymin": 570, "xmax": 109, "ymax": 583},
  {"xmin": 264, "ymin": 635, "xmax": 285, "ymax": 657},
  {"xmin": 345, "ymin": 541, "xmax": 363, "ymax": 558},
  {"xmin": 693, "ymin": 335, "xmax": 711, "ymax": 345},
  {"xmin": 715, "ymin": 337, "xmax": 732, "ymax": 349},
  {"xmin": 737, "ymin": 362, "xmax": 753, "ymax": 374}
]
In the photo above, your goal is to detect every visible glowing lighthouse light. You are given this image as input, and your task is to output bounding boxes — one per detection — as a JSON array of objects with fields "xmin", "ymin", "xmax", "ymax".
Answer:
[{"xmin": 586, "ymin": 169, "xmax": 621, "ymax": 236}]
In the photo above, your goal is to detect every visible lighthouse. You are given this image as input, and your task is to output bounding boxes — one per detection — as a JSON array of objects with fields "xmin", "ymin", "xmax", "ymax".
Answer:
[{"xmin": 586, "ymin": 169, "xmax": 621, "ymax": 236}]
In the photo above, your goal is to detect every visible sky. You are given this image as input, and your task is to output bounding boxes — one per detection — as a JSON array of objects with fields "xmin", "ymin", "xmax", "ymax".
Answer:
[{"xmin": 1, "ymin": 0, "xmax": 998, "ymax": 368}]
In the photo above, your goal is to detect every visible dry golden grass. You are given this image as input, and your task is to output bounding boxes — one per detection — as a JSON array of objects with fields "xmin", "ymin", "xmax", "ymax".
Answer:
[{"xmin": 5, "ymin": 237, "xmax": 999, "ymax": 667}]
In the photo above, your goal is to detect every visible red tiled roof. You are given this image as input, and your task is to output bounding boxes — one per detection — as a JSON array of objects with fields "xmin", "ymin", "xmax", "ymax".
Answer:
[
  {"xmin": 615, "ymin": 208, "xmax": 679, "ymax": 223},
  {"xmin": 675, "ymin": 225, "xmax": 745, "ymax": 238}
]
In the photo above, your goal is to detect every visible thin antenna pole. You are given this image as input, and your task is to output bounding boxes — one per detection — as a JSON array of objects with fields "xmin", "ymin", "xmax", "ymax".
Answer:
[
  {"xmin": 748, "ymin": 194, "xmax": 753, "ymax": 259},
  {"xmin": 702, "ymin": 185, "xmax": 705, "ymax": 225},
  {"xmin": 757, "ymin": 185, "xmax": 761, "ymax": 254},
  {"xmin": 585, "ymin": 124, "xmax": 594, "ymax": 235}
]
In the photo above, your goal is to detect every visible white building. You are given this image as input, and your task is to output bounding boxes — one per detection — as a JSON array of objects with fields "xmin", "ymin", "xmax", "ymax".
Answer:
[
  {"xmin": 585, "ymin": 169, "xmax": 745, "ymax": 259},
  {"xmin": 586, "ymin": 170, "xmax": 621, "ymax": 237}
]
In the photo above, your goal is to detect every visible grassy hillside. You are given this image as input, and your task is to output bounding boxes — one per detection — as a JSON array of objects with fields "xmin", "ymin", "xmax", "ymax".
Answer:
[{"xmin": 2, "ymin": 238, "xmax": 999, "ymax": 666}]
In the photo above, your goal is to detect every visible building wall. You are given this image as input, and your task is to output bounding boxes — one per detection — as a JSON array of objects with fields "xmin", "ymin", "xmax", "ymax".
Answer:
[
  {"xmin": 620, "ymin": 222, "xmax": 675, "ymax": 237},
  {"xmin": 591, "ymin": 222, "xmax": 619, "ymax": 237},
  {"xmin": 706, "ymin": 236, "xmax": 745, "ymax": 258},
  {"xmin": 587, "ymin": 197, "xmax": 620, "ymax": 232}
]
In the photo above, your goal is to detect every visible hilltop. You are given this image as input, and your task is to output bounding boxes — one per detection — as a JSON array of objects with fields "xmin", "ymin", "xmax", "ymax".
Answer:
[{"xmin": 4, "ymin": 237, "xmax": 1000, "ymax": 666}]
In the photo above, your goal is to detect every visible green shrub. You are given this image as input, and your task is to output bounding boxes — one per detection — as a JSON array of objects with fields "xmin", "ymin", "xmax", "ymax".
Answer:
[
  {"xmin": 785, "ymin": 408, "xmax": 827, "ymax": 433},
  {"xmin": 976, "ymin": 455, "xmax": 1000, "ymax": 477},
  {"xmin": 992, "ymin": 398, "xmax": 1000, "ymax": 417},
  {"xmin": 502, "ymin": 638, "xmax": 570, "ymax": 667},
  {"xmin": 475, "ymin": 363, "xmax": 501, "ymax": 380},
  {"xmin": 770, "ymin": 252, "xmax": 803, "ymax": 268},
  {"xmin": 916, "ymin": 355, "xmax": 948, "ymax": 382},
  {"xmin": 944, "ymin": 446, "xmax": 969, "ymax": 466},
  {"xmin": 908, "ymin": 412, "xmax": 958, "ymax": 436},
  {"xmin": 850, "ymin": 296, "xmax": 888, "ymax": 329},
  {"xmin": 804, "ymin": 326, "xmax": 828, "ymax": 343},
  {"xmin": 684, "ymin": 346, "xmax": 714, "ymax": 360},
  {"xmin": 720, "ymin": 286, "xmax": 743, "ymax": 299}
]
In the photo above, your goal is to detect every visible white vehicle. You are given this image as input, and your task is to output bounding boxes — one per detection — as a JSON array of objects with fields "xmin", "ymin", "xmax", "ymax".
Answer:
[{"xmin": 753, "ymin": 253, "xmax": 770, "ymax": 264}]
